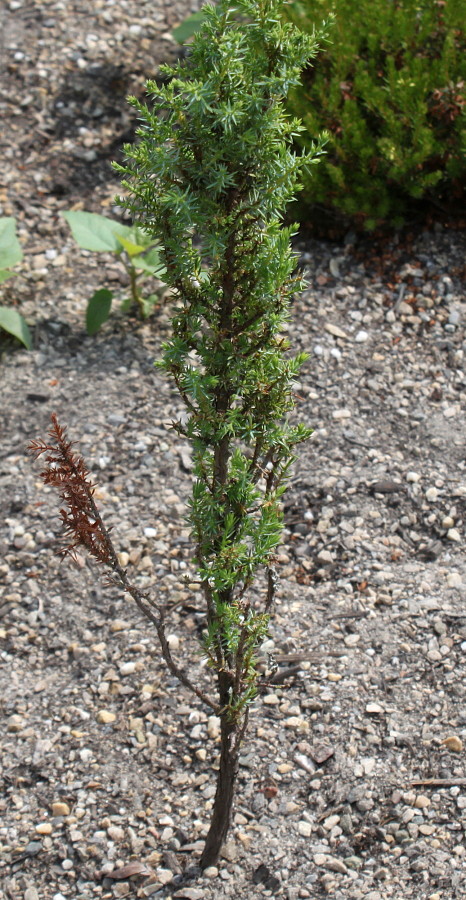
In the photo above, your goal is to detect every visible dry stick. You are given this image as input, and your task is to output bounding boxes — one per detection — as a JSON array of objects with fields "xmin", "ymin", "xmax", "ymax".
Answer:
[
  {"xmin": 83, "ymin": 489, "xmax": 216, "ymax": 711},
  {"xmin": 411, "ymin": 778, "xmax": 466, "ymax": 788},
  {"xmin": 31, "ymin": 417, "xmax": 219, "ymax": 714},
  {"xmin": 88, "ymin": 489, "xmax": 220, "ymax": 713}
]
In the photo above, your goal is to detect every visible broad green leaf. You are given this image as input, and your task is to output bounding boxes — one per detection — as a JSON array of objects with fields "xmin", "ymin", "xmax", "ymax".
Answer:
[
  {"xmin": 0, "ymin": 306, "xmax": 32, "ymax": 349},
  {"xmin": 172, "ymin": 9, "xmax": 207, "ymax": 43},
  {"xmin": 127, "ymin": 226, "xmax": 154, "ymax": 249},
  {"xmin": 141, "ymin": 294, "xmax": 161, "ymax": 318},
  {"xmin": 86, "ymin": 288, "xmax": 113, "ymax": 335},
  {"xmin": 133, "ymin": 248, "xmax": 167, "ymax": 277},
  {"xmin": 0, "ymin": 269, "xmax": 16, "ymax": 284},
  {"xmin": 116, "ymin": 234, "xmax": 148, "ymax": 257},
  {"xmin": 0, "ymin": 218, "xmax": 23, "ymax": 269},
  {"xmin": 63, "ymin": 211, "xmax": 132, "ymax": 252}
]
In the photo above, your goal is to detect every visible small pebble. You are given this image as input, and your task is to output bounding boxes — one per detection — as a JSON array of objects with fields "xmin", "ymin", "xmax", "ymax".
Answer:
[
  {"xmin": 156, "ymin": 868, "xmax": 174, "ymax": 885},
  {"xmin": 203, "ymin": 866, "xmax": 219, "ymax": 878},
  {"xmin": 366, "ymin": 702, "xmax": 384, "ymax": 714},
  {"xmin": 51, "ymin": 801, "xmax": 70, "ymax": 816},
  {"xmin": 111, "ymin": 619, "xmax": 130, "ymax": 632},
  {"xmin": 119, "ymin": 661, "xmax": 137, "ymax": 675},
  {"xmin": 285, "ymin": 716, "xmax": 305, "ymax": 729},
  {"xmin": 96, "ymin": 710, "xmax": 116, "ymax": 724},
  {"xmin": 207, "ymin": 716, "xmax": 220, "ymax": 739},
  {"xmin": 107, "ymin": 825, "xmax": 125, "ymax": 841},
  {"xmin": 443, "ymin": 735, "xmax": 463, "ymax": 752},
  {"xmin": 24, "ymin": 889, "xmax": 40, "ymax": 900},
  {"xmin": 7, "ymin": 714, "xmax": 24, "ymax": 732},
  {"xmin": 344, "ymin": 633, "xmax": 360, "ymax": 647},
  {"xmin": 447, "ymin": 572, "xmax": 462, "ymax": 588}
]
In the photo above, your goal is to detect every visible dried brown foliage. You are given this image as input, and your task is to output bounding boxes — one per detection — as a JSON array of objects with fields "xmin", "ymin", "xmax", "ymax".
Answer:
[{"xmin": 29, "ymin": 413, "xmax": 113, "ymax": 565}]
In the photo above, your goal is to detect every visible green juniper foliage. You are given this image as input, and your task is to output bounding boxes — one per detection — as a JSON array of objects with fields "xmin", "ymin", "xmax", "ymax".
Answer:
[
  {"xmin": 31, "ymin": 0, "xmax": 332, "ymax": 867},
  {"xmin": 114, "ymin": 0, "xmax": 327, "ymax": 864},
  {"xmin": 30, "ymin": 0, "xmax": 327, "ymax": 871},
  {"xmin": 116, "ymin": 0, "xmax": 326, "ymax": 726}
]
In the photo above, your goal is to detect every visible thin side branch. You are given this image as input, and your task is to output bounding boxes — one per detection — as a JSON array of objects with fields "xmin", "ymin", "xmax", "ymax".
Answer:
[{"xmin": 29, "ymin": 414, "xmax": 219, "ymax": 712}]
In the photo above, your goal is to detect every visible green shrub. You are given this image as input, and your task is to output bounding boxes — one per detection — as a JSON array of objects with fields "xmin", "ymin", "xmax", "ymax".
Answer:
[{"xmin": 283, "ymin": 0, "xmax": 466, "ymax": 231}]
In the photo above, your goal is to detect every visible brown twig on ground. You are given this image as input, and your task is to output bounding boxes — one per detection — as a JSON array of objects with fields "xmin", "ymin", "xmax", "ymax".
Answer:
[{"xmin": 411, "ymin": 778, "xmax": 466, "ymax": 788}]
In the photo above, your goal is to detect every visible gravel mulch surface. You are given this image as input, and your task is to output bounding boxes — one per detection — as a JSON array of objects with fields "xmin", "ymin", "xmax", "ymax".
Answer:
[{"xmin": 1, "ymin": 2, "xmax": 466, "ymax": 899}]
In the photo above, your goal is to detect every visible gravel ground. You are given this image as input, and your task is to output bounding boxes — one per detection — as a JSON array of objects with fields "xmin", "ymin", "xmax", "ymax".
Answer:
[{"xmin": 1, "ymin": 2, "xmax": 466, "ymax": 900}]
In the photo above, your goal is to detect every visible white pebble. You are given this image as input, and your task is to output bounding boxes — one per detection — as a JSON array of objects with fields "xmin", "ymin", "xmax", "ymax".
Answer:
[
  {"xmin": 324, "ymin": 814, "xmax": 340, "ymax": 830},
  {"xmin": 447, "ymin": 572, "xmax": 463, "ymax": 588},
  {"xmin": 355, "ymin": 330, "xmax": 369, "ymax": 342},
  {"xmin": 156, "ymin": 869, "xmax": 174, "ymax": 885},
  {"xmin": 207, "ymin": 715, "xmax": 221, "ymax": 739},
  {"xmin": 285, "ymin": 716, "xmax": 305, "ymax": 729},
  {"xmin": 344, "ymin": 633, "xmax": 360, "ymax": 647},
  {"xmin": 203, "ymin": 866, "xmax": 219, "ymax": 878},
  {"xmin": 317, "ymin": 549, "xmax": 334, "ymax": 562},
  {"xmin": 119, "ymin": 661, "xmax": 136, "ymax": 675},
  {"xmin": 79, "ymin": 748, "xmax": 93, "ymax": 763}
]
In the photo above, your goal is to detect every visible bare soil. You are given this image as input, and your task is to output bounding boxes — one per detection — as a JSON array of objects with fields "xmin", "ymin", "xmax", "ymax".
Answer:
[{"xmin": 1, "ymin": 3, "xmax": 466, "ymax": 900}]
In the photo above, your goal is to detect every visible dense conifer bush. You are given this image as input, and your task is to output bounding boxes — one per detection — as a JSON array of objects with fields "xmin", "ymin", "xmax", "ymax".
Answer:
[{"xmin": 284, "ymin": 0, "xmax": 465, "ymax": 231}]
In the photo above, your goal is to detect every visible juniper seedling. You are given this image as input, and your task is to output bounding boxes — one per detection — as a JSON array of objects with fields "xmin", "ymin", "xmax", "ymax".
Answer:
[{"xmin": 31, "ymin": 0, "xmax": 327, "ymax": 870}]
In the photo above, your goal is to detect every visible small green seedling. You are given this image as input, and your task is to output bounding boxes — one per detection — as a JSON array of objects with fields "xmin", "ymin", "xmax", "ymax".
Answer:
[
  {"xmin": 0, "ymin": 217, "xmax": 32, "ymax": 350},
  {"xmin": 62, "ymin": 211, "xmax": 167, "ymax": 334}
]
